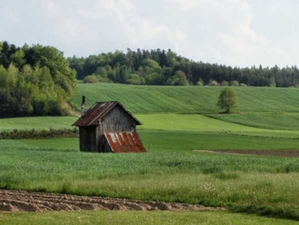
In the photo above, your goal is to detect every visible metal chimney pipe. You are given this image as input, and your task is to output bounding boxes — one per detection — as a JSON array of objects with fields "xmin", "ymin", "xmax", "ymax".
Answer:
[{"xmin": 81, "ymin": 96, "xmax": 86, "ymax": 116}]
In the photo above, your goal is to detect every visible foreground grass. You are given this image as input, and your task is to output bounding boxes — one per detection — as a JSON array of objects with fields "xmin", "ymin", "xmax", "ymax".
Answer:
[
  {"xmin": 0, "ymin": 211, "xmax": 297, "ymax": 225},
  {"xmin": 2, "ymin": 138, "xmax": 299, "ymax": 220}
]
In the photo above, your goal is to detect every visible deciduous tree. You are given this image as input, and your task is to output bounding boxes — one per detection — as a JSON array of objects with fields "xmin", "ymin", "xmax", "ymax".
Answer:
[{"xmin": 217, "ymin": 88, "xmax": 237, "ymax": 113}]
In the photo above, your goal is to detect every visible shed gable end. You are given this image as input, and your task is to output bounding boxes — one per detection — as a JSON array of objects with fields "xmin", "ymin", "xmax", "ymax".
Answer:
[{"xmin": 101, "ymin": 104, "xmax": 137, "ymax": 131}]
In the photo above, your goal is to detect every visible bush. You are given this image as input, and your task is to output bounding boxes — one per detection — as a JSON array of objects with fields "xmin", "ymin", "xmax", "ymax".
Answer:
[
  {"xmin": 208, "ymin": 80, "xmax": 219, "ymax": 86},
  {"xmin": 196, "ymin": 79, "xmax": 204, "ymax": 86},
  {"xmin": 230, "ymin": 80, "xmax": 239, "ymax": 86},
  {"xmin": 83, "ymin": 75, "xmax": 99, "ymax": 83},
  {"xmin": 166, "ymin": 70, "xmax": 189, "ymax": 86},
  {"xmin": 221, "ymin": 81, "xmax": 229, "ymax": 86}
]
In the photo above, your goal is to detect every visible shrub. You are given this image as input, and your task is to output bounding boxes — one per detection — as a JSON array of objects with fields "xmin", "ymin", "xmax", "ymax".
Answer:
[
  {"xmin": 83, "ymin": 75, "xmax": 99, "ymax": 83},
  {"xmin": 230, "ymin": 80, "xmax": 239, "ymax": 86},
  {"xmin": 221, "ymin": 81, "xmax": 229, "ymax": 86},
  {"xmin": 208, "ymin": 80, "xmax": 219, "ymax": 86}
]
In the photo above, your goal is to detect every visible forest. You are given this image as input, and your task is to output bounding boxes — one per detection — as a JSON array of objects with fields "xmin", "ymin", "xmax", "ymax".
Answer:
[
  {"xmin": 0, "ymin": 41, "xmax": 77, "ymax": 117},
  {"xmin": 68, "ymin": 48, "xmax": 299, "ymax": 87}
]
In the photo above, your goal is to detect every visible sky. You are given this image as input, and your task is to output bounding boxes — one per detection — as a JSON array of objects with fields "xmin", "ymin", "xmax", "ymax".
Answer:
[{"xmin": 0, "ymin": 0, "xmax": 298, "ymax": 68}]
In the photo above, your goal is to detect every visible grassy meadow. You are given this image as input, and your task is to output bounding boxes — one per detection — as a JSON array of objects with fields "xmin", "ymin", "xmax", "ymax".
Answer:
[
  {"xmin": 2, "ymin": 138, "xmax": 299, "ymax": 220},
  {"xmin": 1, "ymin": 211, "xmax": 298, "ymax": 225},
  {"xmin": 0, "ymin": 116, "xmax": 75, "ymax": 131},
  {"xmin": 71, "ymin": 82, "xmax": 299, "ymax": 114},
  {"xmin": 2, "ymin": 83, "xmax": 299, "ymax": 223}
]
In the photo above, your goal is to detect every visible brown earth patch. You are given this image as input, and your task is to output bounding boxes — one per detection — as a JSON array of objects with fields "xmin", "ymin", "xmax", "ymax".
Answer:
[
  {"xmin": 64, "ymin": 101, "xmax": 80, "ymax": 117},
  {"xmin": 0, "ymin": 190, "xmax": 223, "ymax": 212},
  {"xmin": 194, "ymin": 150, "xmax": 299, "ymax": 157}
]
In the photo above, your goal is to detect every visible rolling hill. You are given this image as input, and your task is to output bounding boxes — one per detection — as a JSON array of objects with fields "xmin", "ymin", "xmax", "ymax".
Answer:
[{"xmin": 71, "ymin": 82, "xmax": 299, "ymax": 114}]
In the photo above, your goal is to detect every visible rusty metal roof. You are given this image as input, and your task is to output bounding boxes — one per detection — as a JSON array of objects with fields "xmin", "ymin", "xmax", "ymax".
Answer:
[
  {"xmin": 104, "ymin": 132, "xmax": 146, "ymax": 153},
  {"xmin": 73, "ymin": 101, "xmax": 141, "ymax": 127}
]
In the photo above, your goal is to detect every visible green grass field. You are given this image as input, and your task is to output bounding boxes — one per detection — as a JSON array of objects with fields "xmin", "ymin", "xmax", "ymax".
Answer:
[
  {"xmin": 3, "ymin": 113, "xmax": 299, "ymax": 139},
  {"xmin": 2, "ymin": 137, "xmax": 299, "ymax": 220},
  {"xmin": 2, "ymin": 83, "xmax": 299, "ymax": 223},
  {"xmin": 137, "ymin": 113, "xmax": 299, "ymax": 138},
  {"xmin": 0, "ymin": 116, "xmax": 75, "ymax": 131},
  {"xmin": 1, "ymin": 211, "xmax": 297, "ymax": 225},
  {"xmin": 71, "ymin": 82, "xmax": 299, "ymax": 114},
  {"xmin": 5, "ymin": 129, "xmax": 299, "ymax": 152},
  {"xmin": 70, "ymin": 82, "xmax": 299, "ymax": 132},
  {"xmin": 208, "ymin": 112, "xmax": 299, "ymax": 131}
]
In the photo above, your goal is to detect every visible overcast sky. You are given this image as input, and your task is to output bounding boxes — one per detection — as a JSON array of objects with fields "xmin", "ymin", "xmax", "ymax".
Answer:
[{"xmin": 0, "ymin": 0, "xmax": 298, "ymax": 67}]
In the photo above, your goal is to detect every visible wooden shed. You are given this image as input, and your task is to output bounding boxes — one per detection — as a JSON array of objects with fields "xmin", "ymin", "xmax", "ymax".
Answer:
[{"xmin": 72, "ymin": 99, "xmax": 146, "ymax": 153}]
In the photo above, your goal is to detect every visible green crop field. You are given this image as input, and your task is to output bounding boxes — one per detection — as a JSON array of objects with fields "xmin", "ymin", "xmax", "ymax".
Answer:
[
  {"xmin": 2, "ymin": 83, "xmax": 299, "ymax": 223},
  {"xmin": 1, "ymin": 211, "xmax": 297, "ymax": 225},
  {"xmin": 0, "ymin": 116, "xmax": 75, "ymax": 131},
  {"xmin": 3, "ymin": 82, "xmax": 299, "ymax": 134},
  {"xmin": 5, "ymin": 129, "xmax": 299, "ymax": 153},
  {"xmin": 2, "ymin": 138, "xmax": 299, "ymax": 221},
  {"xmin": 3, "ymin": 114, "xmax": 299, "ymax": 151},
  {"xmin": 2, "ymin": 132, "xmax": 299, "ymax": 221},
  {"xmin": 70, "ymin": 82, "xmax": 299, "ymax": 132},
  {"xmin": 3, "ymin": 113, "xmax": 299, "ymax": 139},
  {"xmin": 71, "ymin": 82, "xmax": 299, "ymax": 114},
  {"xmin": 137, "ymin": 113, "xmax": 299, "ymax": 138},
  {"xmin": 208, "ymin": 112, "xmax": 299, "ymax": 131}
]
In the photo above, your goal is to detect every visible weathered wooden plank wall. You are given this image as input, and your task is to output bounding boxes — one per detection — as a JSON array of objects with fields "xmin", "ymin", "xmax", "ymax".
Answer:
[{"xmin": 79, "ymin": 104, "xmax": 140, "ymax": 153}]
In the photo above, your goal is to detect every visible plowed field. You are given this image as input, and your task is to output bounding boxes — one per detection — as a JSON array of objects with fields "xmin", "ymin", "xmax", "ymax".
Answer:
[{"xmin": 0, "ymin": 190, "xmax": 221, "ymax": 212}]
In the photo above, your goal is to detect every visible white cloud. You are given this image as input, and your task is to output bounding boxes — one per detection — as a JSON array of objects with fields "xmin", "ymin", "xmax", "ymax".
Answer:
[
  {"xmin": 0, "ymin": 0, "xmax": 298, "ymax": 67},
  {"xmin": 165, "ymin": 0, "xmax": 291, "ymax": 67},
  {"xmin": 171, "ymin": 0, "xmax": 220, "ymax": 10},
  {"xmin": 29, "ymin": 0, "xmax": 183, "ymax": 56},
  {"xmin": 216, "ymin": 1, "xmax": 289, "ymax": 66}
]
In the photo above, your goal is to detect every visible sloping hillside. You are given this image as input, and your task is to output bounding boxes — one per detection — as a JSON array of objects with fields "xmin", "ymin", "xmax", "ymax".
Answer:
[{"xmin": 71, "ymin": 82, "xmax": 299, "ymax": 114}]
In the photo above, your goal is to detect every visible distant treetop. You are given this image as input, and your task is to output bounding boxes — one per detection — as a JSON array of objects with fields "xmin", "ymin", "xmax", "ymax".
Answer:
[{"xmin": 68, "ymin": 48, "xmax": 299, "ymax": 87}]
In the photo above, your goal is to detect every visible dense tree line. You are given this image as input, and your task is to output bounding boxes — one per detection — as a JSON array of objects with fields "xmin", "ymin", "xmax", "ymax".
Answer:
[
  {"xmin": 0, "ymin": 41, "xmax": 77, "ymax": 117},
  {"xmin": 68, "ymin": 49, "xmax": 299, "ymax": 87}
]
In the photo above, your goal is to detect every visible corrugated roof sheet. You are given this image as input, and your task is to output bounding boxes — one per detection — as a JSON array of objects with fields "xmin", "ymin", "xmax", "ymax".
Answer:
[
  {"xmin": 104, "ymin": 132, "xmax": 146, "ymax": 153},
  {"xmin": 73, "ymin": 101, "xmax": 141, "ymax": 127}
]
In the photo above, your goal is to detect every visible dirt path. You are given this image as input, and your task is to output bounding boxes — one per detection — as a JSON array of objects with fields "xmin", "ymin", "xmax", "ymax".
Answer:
[
  {"xmin": 64, "ymin": 101, "xmax": 80, "ymax": 117},
  {"xmin": 0, "ymin": 190, "xmax": 222, "ymax": 212}
]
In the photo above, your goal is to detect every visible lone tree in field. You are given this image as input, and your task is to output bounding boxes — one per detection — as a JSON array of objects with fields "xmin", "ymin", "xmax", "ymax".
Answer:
[{"xmin": 217, "ymin": 87, "xmax": 237, "ymax": 113}]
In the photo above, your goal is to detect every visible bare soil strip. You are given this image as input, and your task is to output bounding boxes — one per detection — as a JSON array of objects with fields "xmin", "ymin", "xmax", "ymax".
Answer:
[
  {"xmin": 194, "ymin": 150, "xmax": 299, "ymax": 157},
  {"xmin": 0, "ymin": 190, "xmax": 222, "ymax": 212}
]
